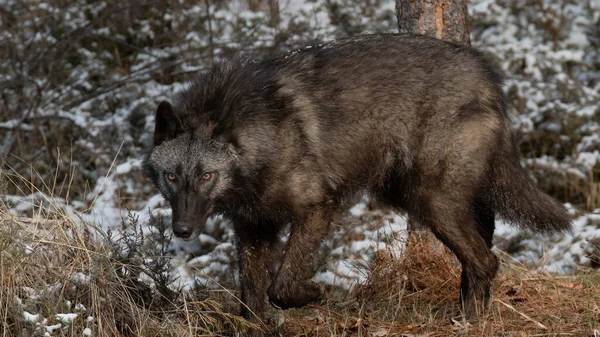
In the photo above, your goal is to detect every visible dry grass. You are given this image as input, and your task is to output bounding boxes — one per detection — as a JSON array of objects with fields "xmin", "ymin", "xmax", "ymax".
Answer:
[
  {"xmin": 3, "ymin": 212, "xmax": 599, "ymax": 336},
  {"xmin": 278, "ymin": 236, "xmax": 600, "ymax": 336},
  {"xmin": 0, "ymin": 156, "xmax": 255, "ymax": 336},
  {"xmin": 0, "ymin": 209, "xmax": 254, "ymax": 337}
]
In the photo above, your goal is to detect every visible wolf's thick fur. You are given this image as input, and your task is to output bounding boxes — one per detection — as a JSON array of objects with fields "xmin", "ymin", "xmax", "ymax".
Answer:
[{"xmin": 143, "ymin": 34, "xmax": 572, "ymax": 323}]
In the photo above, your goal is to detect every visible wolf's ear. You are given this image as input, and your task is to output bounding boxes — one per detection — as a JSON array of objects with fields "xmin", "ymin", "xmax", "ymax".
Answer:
[{"xmin": 154, "ymin": 101, "xmax": 183, "ymax": 146}]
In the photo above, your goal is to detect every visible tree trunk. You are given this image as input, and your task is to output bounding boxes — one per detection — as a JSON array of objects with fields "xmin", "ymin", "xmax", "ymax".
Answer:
[
  {"xmin": 269, "ymin": 0, "xmax": 280, "ymax": 28},
  {"xmin": 395, "ymin": 0, "xmax": 470, "ymax": 46},
  {"xmin": 248, "ymin": 0, "xmax": 279, "ymax": 27},
  {"xmin": 248, "ymin": 0, "xmax": 261, "ymax": 12},
  {"xmin": 395, "ymin": 0, "xmax": 470, "ymax": 233}
]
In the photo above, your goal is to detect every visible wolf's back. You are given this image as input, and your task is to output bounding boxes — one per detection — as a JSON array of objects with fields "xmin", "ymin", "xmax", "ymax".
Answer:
[{"xmin": 318, "ymin": 36, "xmax": 572, "ymax": 234}]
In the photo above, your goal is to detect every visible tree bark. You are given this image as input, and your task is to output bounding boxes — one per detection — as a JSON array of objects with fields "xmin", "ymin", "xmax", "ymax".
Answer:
[{"xmin": 395, "ymin": 0, "xmax": 470, "ymax": 46}]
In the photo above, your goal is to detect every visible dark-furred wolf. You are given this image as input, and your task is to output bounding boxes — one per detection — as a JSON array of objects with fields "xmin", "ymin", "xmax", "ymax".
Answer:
[{"xmin": 143, "ymin": 34, "xmax": 572, "ymax": 324}]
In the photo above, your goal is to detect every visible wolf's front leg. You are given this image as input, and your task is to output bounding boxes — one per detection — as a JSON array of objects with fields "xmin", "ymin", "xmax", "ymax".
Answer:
[
  {"xmin": 235, "ymin": 226, "xmax": 280, "ymax": 326},
  {"xmin": 268, "ymin": 206, "xmax": 331, "ymax": 309}
]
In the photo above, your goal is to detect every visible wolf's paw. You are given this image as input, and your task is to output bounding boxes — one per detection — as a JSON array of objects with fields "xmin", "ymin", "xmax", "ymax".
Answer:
[{"xmin": 268, "ymin": 280, "xmax": 323, "ymax": 309}]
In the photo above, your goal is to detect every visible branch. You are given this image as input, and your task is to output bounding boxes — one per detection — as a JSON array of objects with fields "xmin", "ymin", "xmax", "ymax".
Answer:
[{"xmin": 63, "ymin": 56, "xmax": 208, "ymax": 111}]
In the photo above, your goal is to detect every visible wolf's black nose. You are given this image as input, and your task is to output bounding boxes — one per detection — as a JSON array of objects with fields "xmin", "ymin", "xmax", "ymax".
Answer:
[{"xmin": 173, "ymin": 223, "xmax": 193, "ymax": 239}]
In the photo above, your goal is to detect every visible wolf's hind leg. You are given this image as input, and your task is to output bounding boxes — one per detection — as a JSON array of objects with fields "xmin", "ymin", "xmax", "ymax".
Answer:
[
  {"xmin": 417, "ymin": 195, "xmax": 499, "ymax": 318},
  {"xmin": 474, "ymin": 198, "xmax": 495, "ymax": 248},
  {"xmin": 268, "ymin": 206, "xmax": 331, "ymax": 309}
]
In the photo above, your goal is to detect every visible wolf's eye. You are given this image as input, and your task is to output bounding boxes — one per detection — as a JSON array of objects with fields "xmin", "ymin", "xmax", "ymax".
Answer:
[
  {"xmin": 202, "ymin": 172, "xmax": 213, "ymax": 181},
  {"xmin": 167, "ymin": 173, "xmax": 176, "ymax": 181}
]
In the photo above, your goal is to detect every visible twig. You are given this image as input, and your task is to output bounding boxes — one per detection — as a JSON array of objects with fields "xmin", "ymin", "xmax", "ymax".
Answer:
[
  {"xmin": 495, "ymin": 299, "xmax": 548, "ymax": 330},
  {"xmin": 0, "ymin": 98, "xmax": 36, "ymax": 160},
  {"xmin": 63, "ymin": 56, "xmax": 204, "ymax": 110},
  {"xmin": 520, "ymin": 276, "xmax": 575, "ymax": 281},
  {"xmin": 8, "ymin": 216, "xmax": 64, "ymax": 227},
  {"xmin": 205, "ymin": 0, "xmax": 215, "ymax": 65}
]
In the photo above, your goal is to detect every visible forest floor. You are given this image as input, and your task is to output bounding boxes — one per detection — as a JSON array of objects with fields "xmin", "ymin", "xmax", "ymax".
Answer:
[{"xmin": 2, "ymin": 202, "xmax": 599, "ymax": 337}]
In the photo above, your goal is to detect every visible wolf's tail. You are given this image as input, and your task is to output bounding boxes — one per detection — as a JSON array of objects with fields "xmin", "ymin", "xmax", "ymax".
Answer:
[{"xmin": 487, "ymin": 155, "xmax": 572, "ymax": 233}]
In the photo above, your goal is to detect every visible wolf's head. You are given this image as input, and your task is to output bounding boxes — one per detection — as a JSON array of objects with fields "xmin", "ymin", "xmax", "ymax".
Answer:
[{"xmin": 143, "ymin": 101, "xmax": 237, "ymax": 241}]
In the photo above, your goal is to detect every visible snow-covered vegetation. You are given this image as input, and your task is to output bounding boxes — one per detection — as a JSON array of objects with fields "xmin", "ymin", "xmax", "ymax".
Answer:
[{"xmin": 1, "ymin": 0, "xmax": 599, "ymax": 335}]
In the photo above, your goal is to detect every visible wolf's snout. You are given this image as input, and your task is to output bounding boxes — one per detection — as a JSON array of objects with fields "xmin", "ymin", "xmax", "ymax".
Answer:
[{"xmin": 173, "ymin": 222, "xmax": 194, "ymax": 239}]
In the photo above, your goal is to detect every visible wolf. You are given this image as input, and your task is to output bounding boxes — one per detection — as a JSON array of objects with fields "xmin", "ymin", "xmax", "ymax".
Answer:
[{"xmin": 143, "ymin": 33, "xmax": 572, "ymax": 324}]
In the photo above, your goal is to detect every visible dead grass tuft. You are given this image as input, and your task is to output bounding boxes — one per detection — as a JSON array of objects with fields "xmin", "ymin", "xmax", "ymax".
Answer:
[
  {"xmin": 355, "ymin": 234, "xmax": 461, "ymax": 310},
  {"xmin": 278, "ymin": 236, "xmax": 600, "ymax": 336},
  {"xmin": 0, "ymin": 209, "xmax": 255, "ymax": 336}
]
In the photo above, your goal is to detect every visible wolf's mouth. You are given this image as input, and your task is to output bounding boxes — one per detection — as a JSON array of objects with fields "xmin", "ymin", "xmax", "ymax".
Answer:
[
  {"xmin": 175, "ymin": 233, "xmax": 198, "ymax": 242},
  {"xmin": 174, "ymin": 231, "xmax": 192, "ymax": 240}
]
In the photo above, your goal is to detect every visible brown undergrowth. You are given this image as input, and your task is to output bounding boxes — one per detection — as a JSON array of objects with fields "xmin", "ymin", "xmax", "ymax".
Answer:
[
  {"xmin": 3, "ymin": 200, "xmax": 599, "ymax": 337},
  {"xmin": 0, "ymin": 211, "xmax": 254, "ymax": 337},
  {"xmin": 279, "ymin": 235, "xmax": 600, "ymax": 336},
  {"xmin": 2, "ymin": 199, "xmax": 599, "ymax": 337}
]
